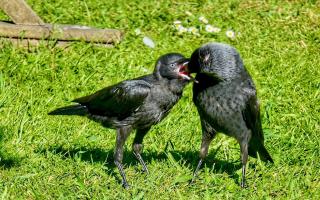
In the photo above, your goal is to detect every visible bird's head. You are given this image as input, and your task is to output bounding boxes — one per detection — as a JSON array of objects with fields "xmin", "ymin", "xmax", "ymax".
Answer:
[
  {"xmin": 188, "ymin": 42, "xmax": 243, "ymax": 81},
  {"xmin": 154, "ymin": 53, "xmax": 195, "ymax": 82}
]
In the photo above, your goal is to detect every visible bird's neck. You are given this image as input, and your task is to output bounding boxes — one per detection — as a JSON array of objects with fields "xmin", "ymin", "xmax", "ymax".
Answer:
[
  {"xmin": 195, "ymin": 73, "xmax": 222, "ymax": 87},
  {"xmin": 152, "ymin": 73, "xmax": 188, "ymax": 94},
  {"xmin": 167, "ymin": 79, "xmax": 188, "ymax": 95}
]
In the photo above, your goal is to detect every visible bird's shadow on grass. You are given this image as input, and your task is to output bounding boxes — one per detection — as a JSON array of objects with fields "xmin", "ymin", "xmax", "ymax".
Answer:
[
  {"xmin": 0, "ymin": 126, "xmax": 20, "ymax": 169},
  {"xmin": 0, "ymin": 154, "xmax": 17, "ymax": 169},
  {"xmin": 169, "ymin": 146, "xmax": 242, "ymax": 185},
  {"xmin": 36, "ymin": 144, "xmax": 241, "ymax": 185}
]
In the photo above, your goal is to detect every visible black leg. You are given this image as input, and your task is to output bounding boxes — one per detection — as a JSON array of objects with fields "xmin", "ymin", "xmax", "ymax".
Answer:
[
  {"xmin": 132, "ymin": 128, "xmax": 150, "ymax": 174},
  {"xmin": 114, "ymin": 126, "xmax": 132, "ymax": 189},
  {"xmin": 191, "ymin": 158, "xmax": 203, "ymax": 184},
  {"xmin": 133, "ymin": 151, "xmax": 149, "ymax": 174},
  {"xmin": 191, "ymin": 120, "xmax": 216, "ymax": 184},
  {"xmin": 240, "ymin": 137, "xmax": 249, "ymax": 188},
  {"xmin": 241, "ymin": 163, "xmax": 246, "ymax": 188},
  {"xmin": 114, "ymin": 160, "xmax": 129, "ymax": 189}
]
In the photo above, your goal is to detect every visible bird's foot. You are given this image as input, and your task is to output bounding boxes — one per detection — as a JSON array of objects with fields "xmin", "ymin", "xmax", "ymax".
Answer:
[
  {"xmin": 240, "ymin": 181, "xmax": 247, "ymax": 189},
  {"xmin": 122, "ymin": 181, "xmax": 130, "ymax": 189},
  {"xmin": 142, "ymin": 166, "xmax": 149, "ymax": 174},
  {"xmin": 188, "ymin": 177, "xmax": 197, "ymax": 186},
  {"xmin": 188, "ymin": 173, "xmax": 200, "ymax": 185}
]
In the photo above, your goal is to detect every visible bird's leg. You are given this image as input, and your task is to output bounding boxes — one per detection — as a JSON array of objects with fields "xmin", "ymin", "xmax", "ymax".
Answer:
[
  {"xmin": 191, "ymin": 130, "xmax": 215, "ymax": 184},
  {"xmin": 132, "ymin": 128, "xmax": 150, "ymax": 174},
  {"xmin": 192, "ymin": 158, "xmax": 203, "ymax": 183},
  {"xmin": 240, "ymin": 139, "xmax": 249, "ymax": 188},
  {"xmin": 114, "ymin": 126, "xmax": 132, "ymax": 189}
]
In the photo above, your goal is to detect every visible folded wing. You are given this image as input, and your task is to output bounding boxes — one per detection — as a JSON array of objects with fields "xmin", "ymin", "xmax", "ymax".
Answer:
[{"xmin": 73, "ymin": 80, "xmax": 151, "ymax": 120}]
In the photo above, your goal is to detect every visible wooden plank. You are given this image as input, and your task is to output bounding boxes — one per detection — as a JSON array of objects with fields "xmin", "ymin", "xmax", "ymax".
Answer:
[
  {"xmin": 0, "ymin": 37, "xmax": 114, "ymax": 48},
  {"xmin": 0, "ymin": 0, "xmax": 44, "ymax": 25},
  {"xmin": 0, "ymin": 37, "xmax": 70, "ymax": 48},
  {"xmin": 0, "ymin": 22, "xmax": 123, "ymax": 44}
]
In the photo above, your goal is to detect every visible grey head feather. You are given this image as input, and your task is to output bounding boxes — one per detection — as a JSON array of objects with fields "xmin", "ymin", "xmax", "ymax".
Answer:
[
  {"xmin": 190, "ymin": 42, "xmax": 245, "ymax": 81},
  {"xmin": 153, "ymin": 53, "xmax": 188, "ymax": 80}
]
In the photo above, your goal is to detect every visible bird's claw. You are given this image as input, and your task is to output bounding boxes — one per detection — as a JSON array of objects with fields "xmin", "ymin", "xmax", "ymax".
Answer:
[
  {"xmin": 240, "ymin": 182, "xmax": 247, "ymax": 189},
  {"xmin": 142, "ymin": 167, "xmax": 149, "ymax": 174},
  {"xmin": 188, "ymin": 178, "xmax": 196, "ymax": 186},
  {"xmin": 122, "ymin": 182, "xmax": 130, "ymax": 189}
]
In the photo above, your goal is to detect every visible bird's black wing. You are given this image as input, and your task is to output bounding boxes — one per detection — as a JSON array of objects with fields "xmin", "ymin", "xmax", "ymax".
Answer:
[
  {"xmin": 73, "ymin": 80, "xmax": 151, "ymax": 119},
  {"xmin": 242, "ymin": 94, "xmax": 263, "ymax": 140},
  {"xmin": 242, "ymin": 91, "xmax": 273, "ymax": 163}
]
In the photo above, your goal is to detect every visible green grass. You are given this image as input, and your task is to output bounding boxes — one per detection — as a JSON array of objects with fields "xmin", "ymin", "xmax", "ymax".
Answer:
[{"xmin": 0, "ymin": 0, "xmax": 319, "ymax": 199}]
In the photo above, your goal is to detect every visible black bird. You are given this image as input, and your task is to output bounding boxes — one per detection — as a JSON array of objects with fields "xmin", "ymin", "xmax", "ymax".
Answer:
[
  {"xmin": 188, "ymin": 43, "xmax": 273, "ymax": 188},
  {"xmin": 48, "ymin": 53, "xmax": 193, "ymax": 188}
]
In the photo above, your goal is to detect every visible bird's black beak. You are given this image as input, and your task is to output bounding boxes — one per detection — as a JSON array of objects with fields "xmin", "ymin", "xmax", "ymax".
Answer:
[{"xmin": 178, "ymin": 58, "xmax": 198, "ymax": 83}]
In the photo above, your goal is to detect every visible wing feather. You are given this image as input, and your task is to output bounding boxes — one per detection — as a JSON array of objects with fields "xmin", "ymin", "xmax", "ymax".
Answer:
[{"xmin": 73, "ymin": 80, "xmax": 151, "ymax": 119}]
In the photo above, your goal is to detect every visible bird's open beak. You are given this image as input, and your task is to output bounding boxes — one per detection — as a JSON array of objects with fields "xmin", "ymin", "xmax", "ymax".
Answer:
[{"xmin": 178, "ymin": 59, "xmax": 199, "ymax": 83}]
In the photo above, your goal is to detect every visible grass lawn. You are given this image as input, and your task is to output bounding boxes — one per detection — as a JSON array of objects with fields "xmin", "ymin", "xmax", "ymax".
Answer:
[{"xmin": 0, "ymin": 0, "xmax": 319, "ymax": 199}]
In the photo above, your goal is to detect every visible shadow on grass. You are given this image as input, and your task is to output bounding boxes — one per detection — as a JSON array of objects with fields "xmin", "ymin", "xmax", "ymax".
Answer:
[
  {"xmin": 0, "ymin": 155, "xmax": 17, "ymax": 169},
  {"xmin": 170, "ymin": 148, "xmax": 241, "ymax": 184},
  {"xmin": 0, "ymin": 126, "xmax": 20, "ymax": 169},
  {"xmin": 36, "ymin": 144, "xmax": 241, "ymax": 185}
]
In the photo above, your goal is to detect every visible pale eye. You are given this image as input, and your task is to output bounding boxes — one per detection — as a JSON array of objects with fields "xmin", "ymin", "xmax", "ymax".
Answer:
[
  {"xmin": 204, "ymin": 54, "xmax": 210, "ymax": 62},
  {"xmin": 170, "ymin": 63, "xmax": 176, "ymax": 67}
]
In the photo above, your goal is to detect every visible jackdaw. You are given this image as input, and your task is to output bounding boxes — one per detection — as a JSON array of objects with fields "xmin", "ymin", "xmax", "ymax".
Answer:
[
  {"xmin": 48, "ymin": 53, "xmax": 193, "ymax": 188},
  {"xmin": 188, "ymin": 42, "xmax": 273, "ymax": 188}
]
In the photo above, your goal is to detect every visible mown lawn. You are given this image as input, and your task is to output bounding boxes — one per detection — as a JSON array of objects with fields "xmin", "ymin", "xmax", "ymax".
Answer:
[{"xmin": 0, "ymin": 0, "xmax": 319, "ymax": 199}]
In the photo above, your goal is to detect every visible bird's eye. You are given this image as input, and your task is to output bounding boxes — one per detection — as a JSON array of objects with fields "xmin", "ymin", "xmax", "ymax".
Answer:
[
  {"xmin": 170, "ymin": 63, "xmax": 176, "ymax": 67},
  {"xmin": 199, "ymin": 54, "xmax": 210, "ymax": 62}
]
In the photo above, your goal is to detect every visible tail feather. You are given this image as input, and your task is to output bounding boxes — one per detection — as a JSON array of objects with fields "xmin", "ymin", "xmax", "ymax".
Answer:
[
  {"xmin": 257, "ymin": 145, "xmax": 274, "ymax": 163},
  {"xmin": 48, "ymin": 104, "xmax": 88, "ymax": 116},
  {"xmin": 249, "ymin": 140, "xmax": 274, "ymax": 163}
]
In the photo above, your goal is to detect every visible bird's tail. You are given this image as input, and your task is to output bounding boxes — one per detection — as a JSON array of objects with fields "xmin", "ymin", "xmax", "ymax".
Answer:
[
  {"xmin": 48, "ymin": 104, "xmax": 88, "ymax": 116},
  {"xmin": 249, "ymin": 138, "xmax": 274, "ymax": 163},
  {"xmin": 246, "ymin": 103, "xmax": 274, "ymax": 163},
  {"xmin": 257, "ymin": 145, "xmax": 274, "ymax": 163}
]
